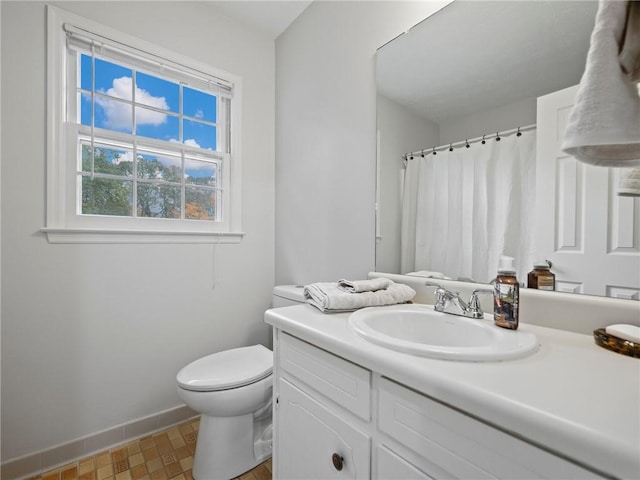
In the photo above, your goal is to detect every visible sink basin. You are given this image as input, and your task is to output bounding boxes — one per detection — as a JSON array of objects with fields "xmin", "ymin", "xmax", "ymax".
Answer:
[{"xmin": 348, "ymin": 304, "xmax": 539, "ymax": 361}]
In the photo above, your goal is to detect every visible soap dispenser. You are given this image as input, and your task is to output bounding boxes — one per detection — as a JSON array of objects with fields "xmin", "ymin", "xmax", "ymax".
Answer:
[
  {"xmin": 527, "ymin": 260, "xmax": 555, "ymax": 291},
  {"xmin": 494, "ymin": 256, "xmax": 520, "ymax": 330}
]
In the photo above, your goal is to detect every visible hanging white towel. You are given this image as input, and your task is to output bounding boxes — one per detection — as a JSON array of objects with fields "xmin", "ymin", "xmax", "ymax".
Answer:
[
  {"xmin": 619, "ymin": 0, "xmax": 640, "ymax": 82},
  {"xmin": 561, "ymin": 0, "xmax": 640, "ymax": 167},
  {"xmin": 304, "ymin": 282, "xmax": 416, "ymax": 313},
  {"xmin": 337, "ymin": 277, "xmax": 392, "ymax": 293}
]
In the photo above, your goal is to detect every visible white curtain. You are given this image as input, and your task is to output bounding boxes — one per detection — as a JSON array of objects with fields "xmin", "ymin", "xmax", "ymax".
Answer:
[{"xmin": 400, "ymin": 130, "xmax": 537, "ymax": 283}]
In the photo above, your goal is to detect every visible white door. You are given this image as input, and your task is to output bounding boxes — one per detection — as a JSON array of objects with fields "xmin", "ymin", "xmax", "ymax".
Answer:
[
  {"xmin": 275, "ymin": 378, "xmax": 370, "ymax": 479},
  {"xmin": 536, "ymin": 85, "xmax": 640, "ymax": 299}
]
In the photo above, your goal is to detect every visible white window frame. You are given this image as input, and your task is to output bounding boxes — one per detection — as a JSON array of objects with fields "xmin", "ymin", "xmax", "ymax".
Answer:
[{"xmin": 44, "ymin": 6, "xmax": 243, "ymax": 244}]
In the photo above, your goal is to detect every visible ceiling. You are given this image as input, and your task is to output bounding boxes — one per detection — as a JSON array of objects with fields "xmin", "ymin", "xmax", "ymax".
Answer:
[
  {"xmin": 376, "ymin": 1, "xmax": 598, "ymax": 124},
  {"xmin": 209, "ymin": 0, "xmax": 313, "ymax": 39}
]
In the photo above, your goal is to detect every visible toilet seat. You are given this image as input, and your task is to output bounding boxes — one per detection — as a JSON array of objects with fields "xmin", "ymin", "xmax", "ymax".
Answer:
[{"xmin": 177, "ymin": 344, "xmax": 273, "ymax": 392}]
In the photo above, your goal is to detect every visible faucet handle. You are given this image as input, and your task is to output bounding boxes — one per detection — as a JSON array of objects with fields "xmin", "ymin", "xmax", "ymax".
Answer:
[
  {"xmin": 424, "ymin": 281, "xmax": 447, "ymax": 309},
  {"xmin": 467, "ymin": 289, "xmax": 493, "ymax": 319}
]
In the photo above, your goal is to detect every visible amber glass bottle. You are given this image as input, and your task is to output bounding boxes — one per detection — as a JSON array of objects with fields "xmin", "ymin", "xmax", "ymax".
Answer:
[
  {"xmin": 527, "ymin": 261, "xmax": 555, "ymax": 291},
  {"xmin": 494, "ymin": 256, "xmax": 519, "ymax": 330}
]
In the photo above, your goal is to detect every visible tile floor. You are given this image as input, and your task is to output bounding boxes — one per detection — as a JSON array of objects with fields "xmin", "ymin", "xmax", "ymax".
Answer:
[{"xmin": 28, "ymin": 418, "xmax": 272, "ymax": 480}]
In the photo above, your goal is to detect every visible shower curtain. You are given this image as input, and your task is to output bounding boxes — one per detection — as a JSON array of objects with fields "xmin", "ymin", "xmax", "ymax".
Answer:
[{"xmin": 400, "ymin": 130, "xmax": 537, "ymax": 283}]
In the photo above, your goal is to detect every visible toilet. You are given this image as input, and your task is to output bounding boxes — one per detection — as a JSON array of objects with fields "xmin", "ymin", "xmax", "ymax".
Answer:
[{"xmin": 176, "ymin": 285, "xmax": 306, "ymax": 479}]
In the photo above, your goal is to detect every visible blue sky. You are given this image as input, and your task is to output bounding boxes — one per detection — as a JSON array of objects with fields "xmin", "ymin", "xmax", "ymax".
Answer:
[
  {"xmin": 80, "ymin": 55, "xmax": 218, "ymax": 150},
  {"xmin": 80, "ymin": 55, "xmax": 220, "ymax": 180}
]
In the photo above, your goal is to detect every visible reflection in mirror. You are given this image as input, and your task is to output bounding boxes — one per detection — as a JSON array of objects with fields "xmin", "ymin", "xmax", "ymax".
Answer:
[{"xmin": 376, "ymin": 1, "xmax": 640, "ymax": 300}]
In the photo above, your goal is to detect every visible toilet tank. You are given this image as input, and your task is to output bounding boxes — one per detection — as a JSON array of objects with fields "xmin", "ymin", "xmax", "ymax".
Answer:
[{"xmin": 272, "ymin": 285, "xmax": 306, "ymax": 308}]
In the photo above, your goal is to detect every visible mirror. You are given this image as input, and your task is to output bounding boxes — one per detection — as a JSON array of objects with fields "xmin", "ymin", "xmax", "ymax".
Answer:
[{"xmin": 376, "ymin": 1, "xmax": 639, "ymax": 299}]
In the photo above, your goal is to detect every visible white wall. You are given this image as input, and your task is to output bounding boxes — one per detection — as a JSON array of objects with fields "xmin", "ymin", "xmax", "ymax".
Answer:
[
  {"xmin": 1, "ymin": 1, "xmax": 274, "ymax": 461},
  {"xmin": 275, "ymin": 0, "xmax": 449, "ymax": 285},
  {"xmin": 439, "ymin": 97, "xmax": 537, "ymax": 146},
  {"xmin": 376, "ymin": 94, "xmax": 439, "ymax": 274}
]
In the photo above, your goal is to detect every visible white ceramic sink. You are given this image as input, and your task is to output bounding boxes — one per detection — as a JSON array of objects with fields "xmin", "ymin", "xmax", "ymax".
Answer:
[{"xmin": 348, "ymin": 304, "xmax": 539, "ymax": 361}]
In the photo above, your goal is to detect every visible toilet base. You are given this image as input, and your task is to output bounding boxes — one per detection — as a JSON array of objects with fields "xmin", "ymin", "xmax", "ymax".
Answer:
[{"xmin": 192, "ymin": 413, "xmax": 272, "ymax": 480}]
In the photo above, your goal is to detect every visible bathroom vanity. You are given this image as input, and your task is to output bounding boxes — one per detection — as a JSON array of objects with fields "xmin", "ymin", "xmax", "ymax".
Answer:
[{"xmin": 265, "ymin": 300, "xmax": 640, "ymax": 479}]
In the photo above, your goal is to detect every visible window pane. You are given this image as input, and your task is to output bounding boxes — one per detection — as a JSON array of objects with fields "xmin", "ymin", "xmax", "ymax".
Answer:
[
  {"xmin": 80, "ymin": 91, "xmax": 92, "ymax": 127},
  {"xmin": 136, "ymin": 150, "xmax": 182, "ymax": 182},
  {"xmin": 185, "ymin": 158, "xmax": 217, "ymax": 187},
  {"xmin": 95, "ymin": 96, "xmax": 133, "ymax": 133},
  {"xmin": 81, "ymin": 177, "xmax": 133, "ymax": 216},
  {"xmin": 137, "ymin": 183, "xmax": 181, "ymax": 219},
  {"xmin": 136, "ymin": 72, "xmax": 178, "ymax": 113},
  {"xmin": 136, "ymin": 107, "xmax": 178, "ymax": 141},
  {"xmin": 69, "ymin": 46, "xmax": 233, "ymax": 228},
  {"xmin": 183, "ymin": 87, "xmax": 216, "ymax": 122},
  {"xmin": 80, "ymin": 54, "xmax": 92, "ymax": 91},
  {"xmin": 185, "ymin": 186, "xmax": 217, "ymax": 220},
  {"xmin": 183, "ymin": 119, "xmax": 216, "ymax": 150},
  {"xmin": 81, "ymin": 145, "xmax": 134, "ymax": 177},
  {"xmin": 95, "ymin": 58, "xmax": 132, "ymax": 98}
]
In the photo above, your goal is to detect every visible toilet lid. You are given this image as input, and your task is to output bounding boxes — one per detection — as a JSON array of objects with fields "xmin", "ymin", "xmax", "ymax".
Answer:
[{"xmin": 177, "ymin": 344, "xmax": 273, "ymax": 392}]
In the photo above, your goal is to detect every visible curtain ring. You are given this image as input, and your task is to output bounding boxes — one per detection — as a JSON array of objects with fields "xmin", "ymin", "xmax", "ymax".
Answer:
[
  {"xmin": 516, "ymin": 127, "xmax": 522, "ymax": 137},
  {"xmin": 421, "ymin": 150, "xmax": 425, "ymax": 158},
  {"xmin": 432, "ymin": 147, "xmax": 437, "ymax": 156},
  {"xmin": 481, "ymin": 134, "xmax": 486, "ymax": 145},
  {"xmin": 465, "ymin": 139, "xmax": 470, "ymax": 148},
  {"xmin": 496, "ymin": 131, "xmax": 501, "ymax": 141},
  {"xmin": 449, "ymin": 143, "xmax": 453, "ymax": 152}
]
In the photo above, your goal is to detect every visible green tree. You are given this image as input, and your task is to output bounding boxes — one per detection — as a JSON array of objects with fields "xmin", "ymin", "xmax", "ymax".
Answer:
[
  {"xmin": 81, "ymin": 147, "xmax": 217, "ymax": 220},
  {"xmin": 136, "ymin": 157, "xmax": 181, "ymax": 218},
  {"xmin": 81, "ymin": 147, "xmax": 131, "ymax": 216}
]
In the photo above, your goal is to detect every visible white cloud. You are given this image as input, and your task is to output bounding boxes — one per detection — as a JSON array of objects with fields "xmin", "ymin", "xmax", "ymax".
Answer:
[
  {"xmin": 194, "ymin": 109, "xmax": 205, "ymax": 120},
  {"xmin": 97, "ymin": 77, "xmax": 168, "ymax": 130}
]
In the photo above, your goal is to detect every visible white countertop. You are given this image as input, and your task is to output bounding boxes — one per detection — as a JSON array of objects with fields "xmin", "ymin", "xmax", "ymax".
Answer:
[{"xmin": 265, "ymin": 304, "xmax": 640, "ymax": 480}]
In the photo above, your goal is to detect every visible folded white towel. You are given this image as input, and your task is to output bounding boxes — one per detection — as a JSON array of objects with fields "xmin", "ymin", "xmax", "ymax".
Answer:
[
  {"xmin": 337, "ymin": 277, "xmax": 393, "ymax": 293},
  {"xmin": 561, "ymin": 0, "xmax": 640, "ymax": 167},
  {"xmin": 618, "ymin": 167, "xmax": 640, "ymax": 196},
  {"xmin": 304, "ymin": 282, "xmax": 416, "ymax": 313}
]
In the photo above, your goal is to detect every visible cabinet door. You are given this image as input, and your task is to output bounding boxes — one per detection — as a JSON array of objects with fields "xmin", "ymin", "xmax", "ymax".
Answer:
[
  {"xmin": 275, "ymin": 378, "xmax": 370, "ymax": 479},
  {"xmin": 378, "ymin": 377, "xmax": 603, "ymax": 479}
]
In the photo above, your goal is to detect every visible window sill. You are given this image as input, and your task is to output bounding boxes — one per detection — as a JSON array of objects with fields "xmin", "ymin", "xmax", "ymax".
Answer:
[{"xmin": 41, "ymin": 227, "xmax": 245, "ymax": 244}]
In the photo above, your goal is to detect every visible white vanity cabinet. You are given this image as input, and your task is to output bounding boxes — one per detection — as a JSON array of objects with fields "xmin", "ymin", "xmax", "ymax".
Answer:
[
  {"xmin": 274, "ymin": 332, "xmax": 371, "ymax": 479},
  {"xmin": 272, "ymin": 330, "xmax": 604, "ymax": 480}
]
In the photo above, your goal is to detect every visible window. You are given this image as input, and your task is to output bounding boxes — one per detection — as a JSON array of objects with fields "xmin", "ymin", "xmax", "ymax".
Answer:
[{"xmin": 45, "ymin": 6, "xmax": 243, "ymax": 243}]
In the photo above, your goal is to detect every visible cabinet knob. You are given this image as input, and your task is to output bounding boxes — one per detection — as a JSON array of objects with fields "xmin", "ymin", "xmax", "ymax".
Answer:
[{"xmin": 331, "ymin": 453, "xmax": 344, "ymax": 471}]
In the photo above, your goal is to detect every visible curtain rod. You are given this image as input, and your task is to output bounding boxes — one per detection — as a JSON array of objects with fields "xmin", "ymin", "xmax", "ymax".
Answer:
[{"xmin": 403, "ymin": 123, "xmax": 536, "ymax": 161}]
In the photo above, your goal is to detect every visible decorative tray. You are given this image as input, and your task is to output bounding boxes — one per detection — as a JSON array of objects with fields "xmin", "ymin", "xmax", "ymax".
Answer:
[{"xmin": 593, "ymin": 328, "xmax": 640, "ymax": 358}]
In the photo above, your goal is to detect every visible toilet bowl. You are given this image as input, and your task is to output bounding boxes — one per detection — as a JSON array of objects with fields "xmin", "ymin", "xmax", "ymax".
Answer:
[
  {"xmin": 177, "ymin": 345, "xmax": 273, "ymax": 479},
  {"xmin": 177, "ymin": 285, "xmax": 306, "ymax": 479}
]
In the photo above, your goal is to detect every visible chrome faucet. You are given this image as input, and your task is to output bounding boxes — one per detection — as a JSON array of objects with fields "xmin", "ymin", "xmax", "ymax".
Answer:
[{"xmin": 425, "ymin": 282, "xmax": 493, "ymax": 319}]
